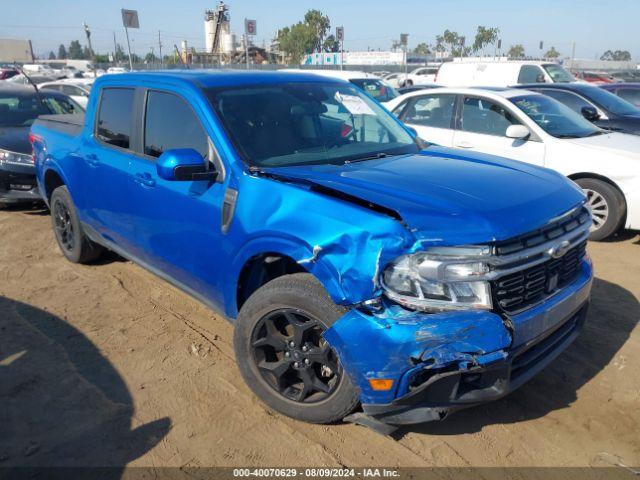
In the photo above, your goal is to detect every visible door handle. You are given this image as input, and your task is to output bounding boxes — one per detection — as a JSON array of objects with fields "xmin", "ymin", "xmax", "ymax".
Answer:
[
  {"xmin": 134, "ymin": 172, "xmax": 156, "ymax": 188},
  {"xmin": 455, "ymin": 141, "xmax": 474, "ymax": 149},
  {"xmin": 86, "ymin": 153, "xmax": 100, "ymax": 167}
]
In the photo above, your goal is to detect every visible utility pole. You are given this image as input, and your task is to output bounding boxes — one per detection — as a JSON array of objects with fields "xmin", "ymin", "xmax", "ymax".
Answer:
[
  {"xmin": 83, "ymin": 22, "xmax": 96, "ymax": 77},
  {"xmin": 113, "ymin": 31, "xmax": 118, "ymax": 65},
  {"xmin": 570, "ymin": 41, "xmax": 576, "ymax": 70},
  {"xmin": 158, "ymin": 30, "xmax": 163, "ymax": 67},
  {"xmin": 124, "ymin": 25, "xmax": 134, "ymax": 70}
]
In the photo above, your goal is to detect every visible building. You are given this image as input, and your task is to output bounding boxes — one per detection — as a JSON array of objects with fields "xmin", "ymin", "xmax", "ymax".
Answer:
[{"xmin": 204, "ymin": 2, "xmax": 235, "ymax": 55}]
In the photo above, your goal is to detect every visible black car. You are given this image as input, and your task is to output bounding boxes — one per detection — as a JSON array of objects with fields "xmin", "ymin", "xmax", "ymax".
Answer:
[
  {"xmin": 515, "ymin": 82, "xmax": 640, "ymax": 135},
  {"xmin": 0, "ymin": 83, "xmax": 82, "ymax": 207}
]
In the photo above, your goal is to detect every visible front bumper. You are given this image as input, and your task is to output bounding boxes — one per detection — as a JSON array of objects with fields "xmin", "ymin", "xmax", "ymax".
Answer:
[
  {"xmin": 0, "ymin": 165, "xmax": 40, "ymax": 204},
  {"xmin": 324, "ymin": 259, "xmax": 592, "ymax": 428},
  {"xmin": 624, "ymin": 187, "xmax": 640, "ymax": 231}
]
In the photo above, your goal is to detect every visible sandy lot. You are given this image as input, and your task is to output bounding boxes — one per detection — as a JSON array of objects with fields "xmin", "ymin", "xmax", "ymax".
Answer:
[{"xmin": 0, "ymin": 205, "xmax": 638, "ymax": 470}]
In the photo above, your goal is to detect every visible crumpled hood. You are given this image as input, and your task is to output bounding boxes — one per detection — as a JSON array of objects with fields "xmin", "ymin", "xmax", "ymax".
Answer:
[{"xmin": 264, "ymin": 147, "xmax": 585, "ymax": 245}]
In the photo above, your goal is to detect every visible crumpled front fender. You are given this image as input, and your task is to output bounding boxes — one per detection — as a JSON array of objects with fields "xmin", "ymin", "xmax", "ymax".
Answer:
[{"xmin": 323, "ymin": 304, "xmax": 512, "ymax": 404}]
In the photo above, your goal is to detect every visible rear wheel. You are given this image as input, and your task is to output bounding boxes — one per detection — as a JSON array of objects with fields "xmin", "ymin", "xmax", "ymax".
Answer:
[
  {"xmin": 575, "ymin": 178, "xmax": 626, "ymax": 241},
  {"xmin": 50, "ymin": 186, "xmax": 103, "ymax": 263},
  {"xmin": 234, "ymin": 273, "xmax": 359, "ymax": 424}
]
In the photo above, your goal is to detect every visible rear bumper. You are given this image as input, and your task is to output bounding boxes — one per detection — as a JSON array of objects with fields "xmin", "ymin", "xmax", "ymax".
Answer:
[
  {"xmin": 324, "ymin": 259, "xmax": 593, "ymax": 428},
  {"xmin": 0, "ymin": 165, "xmax": 40, "ymax": 204}
]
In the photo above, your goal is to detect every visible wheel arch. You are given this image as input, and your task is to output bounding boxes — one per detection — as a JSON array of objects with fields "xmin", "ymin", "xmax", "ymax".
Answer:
[
  {"xmin": 568, "ymin": 172, "xmax": 626, "ymax": 204},
  {"xmin": 43, "ymin": 168, "xmax": 66, "ymax": 203},
  {"xmin": 226, "ymin": 236, "xmax": 350, "ymax": 320}
]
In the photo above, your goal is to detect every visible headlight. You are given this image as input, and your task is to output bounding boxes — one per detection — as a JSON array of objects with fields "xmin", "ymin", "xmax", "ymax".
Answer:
[
  {"xmin": 381, "ymin": 246, "xmax": 493, "ymax": 312},
  {"xmin": 0, "ymin": 149, "xmax": 34, "ymax": 167}
]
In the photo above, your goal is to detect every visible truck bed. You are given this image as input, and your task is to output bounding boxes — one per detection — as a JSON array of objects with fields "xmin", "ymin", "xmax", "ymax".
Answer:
[{"xmin": 34, "ymin": 114, "xmax": 84, "ymax": 137}]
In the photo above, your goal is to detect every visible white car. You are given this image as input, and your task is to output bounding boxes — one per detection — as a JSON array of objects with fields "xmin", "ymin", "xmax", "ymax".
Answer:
[
  {"xmin": 39, "ymin": 79, "xmax": 93, "ymax": 108},
  {"xmin": 284, "ymin": 69, "xmax": 400, "ymax": 106},
  {"xmin": 387, "ymin": 87, "xmax": 640, "ymax": 240},
  {"xmin": 106, "ymin": 67, "xmax": 128, "ymax": 74},
  {"xmin": 403, "ymin": 66, "xmax": 439, "ymax": 86}
]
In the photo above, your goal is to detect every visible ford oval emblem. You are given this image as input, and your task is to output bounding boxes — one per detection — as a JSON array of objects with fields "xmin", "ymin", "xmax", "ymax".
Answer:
[{"xmin": 549, "ymin": 240, "xmax": 571, "ymax": 259}]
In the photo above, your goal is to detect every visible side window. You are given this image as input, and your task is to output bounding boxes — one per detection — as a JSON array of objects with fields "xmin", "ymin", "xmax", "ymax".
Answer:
[
  {"xmin": 144, "ymin": 91, "xmax": 208, "ymax": 159},
  {"xmin": 541, "ymin": 90, "xmax": 593, "ymax": 114},
  {"xmin": 460, "ymin": 97, "xmax": 519, "ymax": 136},
  {"xmin": 404, "ymin": 94, "xmax": 455, "ymax": 128},
  {"xmin": 391, "ymin": 100, "xmax": 408, "ymax": 117},
  {"xmin": 96, "ymin": 88, "xmax": 135, "ymax": 149},
  {"xmin": 617, "ymin": 88, "xmax": 640, "ymax": 106},
  {"xmin": 518, "ymin": 65, "xmax": 545, "ymax": 83}
]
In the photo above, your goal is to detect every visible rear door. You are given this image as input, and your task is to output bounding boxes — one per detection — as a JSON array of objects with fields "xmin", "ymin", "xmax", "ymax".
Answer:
[
  {"xmin": 127, "ymin": 88, "xmax": 227, "ymax": 301},
  {"xmin": 80, "ymin": 87, "xmax": 138, "ymax": 251},
  {"xmin": 452, "ymin": 95, "xmax": 545, "ymax": 165},
  {"xmin": 395, "ymin": 93, "xmax": 457, "ymax": 146}
]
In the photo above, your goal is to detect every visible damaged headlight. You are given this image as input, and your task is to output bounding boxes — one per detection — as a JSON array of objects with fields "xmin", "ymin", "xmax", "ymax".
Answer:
[{"xmin": 381, "ymin": 246, "xmax": 493, "ymax": 312}]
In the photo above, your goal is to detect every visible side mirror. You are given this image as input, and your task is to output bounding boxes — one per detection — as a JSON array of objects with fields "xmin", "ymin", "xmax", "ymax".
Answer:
[
  {"xmin": 156, "ymin": 148, "xmax": 217, "ymax": 182},
  {"xmin": 505, "ymin": 125, "xmax": 530, "ymax": 140},
  {"xmin": 581, "ymin": 106, "xmax": 600, "ymax": 122},
  {"xmin": 406, "ymin": 126, "xmax": 418, "ymax": 137}
]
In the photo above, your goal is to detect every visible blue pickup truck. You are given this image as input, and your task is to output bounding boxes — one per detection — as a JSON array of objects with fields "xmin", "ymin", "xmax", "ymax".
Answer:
[{"xmin": 31, "ymin": 71, "xmax": 593, "ymax": 433}]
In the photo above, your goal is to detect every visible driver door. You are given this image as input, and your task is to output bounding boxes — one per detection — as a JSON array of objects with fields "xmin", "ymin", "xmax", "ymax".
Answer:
[
  {"xmin": 127, "ymin": 89, "xmax": 227, "ymax": 302},
  {"xmin": 452, "ymin": 96, "xmax": 545, "ymax": 166}
]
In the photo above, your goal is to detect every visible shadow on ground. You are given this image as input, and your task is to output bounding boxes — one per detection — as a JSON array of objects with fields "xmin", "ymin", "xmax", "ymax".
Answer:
[
  {"xmin": 396, "ymin": 277, "xmax": 638, "ymax": 437},
  {"xmin": 0, "ymin": 296, "xmax": 170, "ymax": 474}
]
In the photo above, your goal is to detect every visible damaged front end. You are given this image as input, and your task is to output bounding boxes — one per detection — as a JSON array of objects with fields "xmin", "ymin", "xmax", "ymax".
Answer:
[{"xmin": 322, "ymin": 209, "xmax": 594, "ymax": 433}]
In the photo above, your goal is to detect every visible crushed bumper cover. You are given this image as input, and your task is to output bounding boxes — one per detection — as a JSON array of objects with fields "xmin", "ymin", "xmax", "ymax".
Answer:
[{"xmin": 324, "ymin": 260, "xmax": 592, "ymax": 430}]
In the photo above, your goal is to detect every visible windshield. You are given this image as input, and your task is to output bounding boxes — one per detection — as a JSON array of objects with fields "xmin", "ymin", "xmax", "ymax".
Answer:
[
  {"xmin": 542, "ymin": 64, "xmax": 575, "ymax": 83},
  {"xmin": 512, "ymin": 94, "xmax": 602, "ymax": 138},
  {"xmin": 206, "ymin": 82, "xmax": 418, "ymax": 168},
  {"xmin": 580, "ymin": 85, "xmax": 640, "ymax": 116},
  {"xmin": 0, "ymin": 90, "xmax": 81, "ymax": 127},
  {"xmin": 349, "ymin": 78, "xmax": 399, "ymax": 103}
]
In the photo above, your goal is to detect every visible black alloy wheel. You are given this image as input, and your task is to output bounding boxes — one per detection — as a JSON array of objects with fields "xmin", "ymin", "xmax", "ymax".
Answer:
[
  {"xmin": 53, "ymin": 197, "xmax": 75, "ymax": 253},
  {"xmin": 250, "ymin": 308, "xmax": 341, "ymax": 404}
]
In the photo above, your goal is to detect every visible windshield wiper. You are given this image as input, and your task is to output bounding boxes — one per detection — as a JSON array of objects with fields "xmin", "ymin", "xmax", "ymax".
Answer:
[{"xmin": 344, "ymin": 152, "xmax": 389, "ymax": 164}]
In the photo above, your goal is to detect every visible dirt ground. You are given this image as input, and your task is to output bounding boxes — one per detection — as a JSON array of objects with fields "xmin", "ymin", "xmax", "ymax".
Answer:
[{"xmin": 0, "ymin": 205, "xmax": 638, "ymax": 470}]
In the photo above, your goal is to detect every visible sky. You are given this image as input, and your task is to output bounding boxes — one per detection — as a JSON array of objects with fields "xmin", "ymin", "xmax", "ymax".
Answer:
[{"xmin": 1, "ymin": 0, "xmax": 638, "ymax": 60}]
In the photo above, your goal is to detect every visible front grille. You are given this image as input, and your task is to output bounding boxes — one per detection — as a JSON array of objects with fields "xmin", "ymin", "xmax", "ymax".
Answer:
[
  {"xmin": 493, "ymin": 241, "xmax": 587, "ymax": 314},
  {"xmin": 494, "ymin": 207, "xmax": 591, "ymax": 256}
]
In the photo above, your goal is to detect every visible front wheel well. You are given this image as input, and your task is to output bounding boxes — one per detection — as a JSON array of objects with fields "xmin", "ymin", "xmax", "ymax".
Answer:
[
  {"xmin": 44, "ymin": 170, "xmax": 65, "ymax": 202},
  {"xmin": 236, "ymin": 253, "xmax": 307, "ymax": 313}
]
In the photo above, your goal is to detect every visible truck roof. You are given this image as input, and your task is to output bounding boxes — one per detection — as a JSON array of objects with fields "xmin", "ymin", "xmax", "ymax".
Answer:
[{"xmin": 94, "ymin": 69, "xmax": 348, "ymax": 89}]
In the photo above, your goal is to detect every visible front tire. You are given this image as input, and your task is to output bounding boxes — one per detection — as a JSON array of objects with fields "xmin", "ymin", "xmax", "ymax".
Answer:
[
  {"xmin": 575, "ymin": 178, "xmax": 626, "ymax": 241},
  {"xmin": 234, "ymin": 273, "xmax": 359, "ymax": 424},
  {"xmin": 50, "ymin": 186, "xmax": 103, "ymax": 263}
]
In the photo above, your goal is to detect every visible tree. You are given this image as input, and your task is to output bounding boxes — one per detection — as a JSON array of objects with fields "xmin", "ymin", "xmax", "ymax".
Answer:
[
  {"xmin": 48, "ymin": 51, "xmax": 56, "ymax": 60},
  {"xmin": 94, "ymin": 54, "xmax": 109, "ymax": 63},
  {"xmin": 600, "ymin": 50, "xmax": 631, "ymax": 61},
  {"xmin": 507, "ymin": 44, "xmax": 526, "ymax": 59},
  {"xmin": 435, "ymin": 30, "xmax": 470, "ymax": 57},
  {"xmin": 57, "ymin": 44, "xmax": 67, "ymax": 59},
  {"xmin": 277, "ymin": 10, "xmax": 334, "ymax": 63},
  {"xmin": 68, "ymin": 40, "xmax": 84, "ymax": 59},
  {"xmin": 322, "ymin": 34, "xmax": 340, "ymax": 53},
  {"xmin": 472, "ymin": 26, "xmax": 499, "ymax": 54},
  {"xmin": 82, "ymin": 46, "xmax": 93, "ymax": 60},
  {"xmin": 544, "ymin": 46, "xmax": 561, "ymax": 59},
  {"xmin": 413, "ymin": 42, "xmax": 431, "ymax": 55},
  {"xmin": 114, "ymin": 44, "xmax": 127, "ymax": 63},
  {"xmin": 303, "ymin": 9, "xmax": 331, "ymax": 52},
  {"xmin": 144, "ymin": 52, "xmax": 157, "ymax": 64}
]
